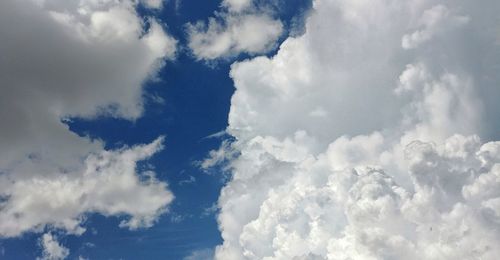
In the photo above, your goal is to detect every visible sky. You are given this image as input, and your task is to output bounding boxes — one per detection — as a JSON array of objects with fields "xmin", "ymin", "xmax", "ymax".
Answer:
[{"xmin": 1, "ymin": 0, "xmax": 500, "ymax": 260}]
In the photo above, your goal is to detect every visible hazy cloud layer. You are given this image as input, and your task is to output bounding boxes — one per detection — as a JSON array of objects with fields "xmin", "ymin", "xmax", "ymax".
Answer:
[
  {"xmin": 0, "ymin": 0, "xmax": 176, "ymax": 243},
  {"xmin": 212, "ymin": 0, "xmax": 500, "ymax": 259}
]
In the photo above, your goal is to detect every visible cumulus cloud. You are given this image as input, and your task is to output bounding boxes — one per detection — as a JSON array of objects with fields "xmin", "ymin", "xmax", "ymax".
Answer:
[
  {"xmin": 217, "ymin": 133, "xmax": 500, "ymax": 259},
  {"xmin": 0, "ymin": 0, "xmax": 175, "ymax": 239},
  {"xmin": 38, "ymin": 233, "xmax": 69, "ymax": 260},
  {"xmin": 0, "ymin": 138, "xmax": 173, "ymax": 237},
  {"xmin": 186, "ymin": 0, "xmax": 283, "ymax": 60},
  {"xmin": 210, "ymin": 0, "xmax": 500, "ymax": 259}
]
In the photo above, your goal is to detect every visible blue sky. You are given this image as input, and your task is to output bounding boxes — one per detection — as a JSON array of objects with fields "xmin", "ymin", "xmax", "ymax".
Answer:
[
  {"xmin": 2, "ymin": 0, "xmax": 500, "ymax": 259},
  {"xmin": 0, "ymin": 0, "xmax": 311, "ymax": 259}
]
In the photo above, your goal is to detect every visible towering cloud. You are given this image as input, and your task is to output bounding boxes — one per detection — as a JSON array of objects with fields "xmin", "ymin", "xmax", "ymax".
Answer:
[
  {"xmin": 213, "ymin": 0, "xmax": 500, "ymax": 259},
  {"xmin": 0, "ymin": 0, "xmax": 176, "ymax": 246}
]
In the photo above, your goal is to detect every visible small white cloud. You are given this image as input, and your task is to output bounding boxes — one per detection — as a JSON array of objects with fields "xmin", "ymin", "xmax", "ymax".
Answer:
[
  {"xmin": 170, "ymin": 213, "xmax": 187, "ymax": 223},
  {"xmin": 184, "ymin": 248, "xmax": 214, "ymax": 260},
  {"xmin": 200, "ymin": 140, "xmax": 237, "ymax": 171},
  {"xmin": 38, "ymin": 233, "xmax": 69, "ymax": 260},
  {"xmin": 179, "ymin": 175, "xmax": 196, "ymax": 186},
  {"xmin": 202, "ymin": 203, "xmax": 219, "ymax": 218},
  {"xmin": 204, "ymin": 130, "xmax": 228, "ymax": 139},
  {"xmin": 141, "ymin": 0, "xmax": 164, "ymax": 9},
  {"xmin": 186, "ymin": 1, "xmax": 282, "ymax": 60}
]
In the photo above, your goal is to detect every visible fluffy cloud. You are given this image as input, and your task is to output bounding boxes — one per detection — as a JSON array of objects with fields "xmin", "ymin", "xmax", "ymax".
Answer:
[
  {"xmin": 217, "ymin": 133, "xmax": 500, "ymax": 259},
  {"xmin": 38, "ymin": 233, "xmax": 70, "ymax": 260},
  {"xmin": 141, "ymin": 0, "xmax": 165, "ymax": 9},
  {"xmin": 186, "ymin": 0, "xmax": 282, "ymax": 60},
  {"xmin": 0, "ymin": 0, "xmax": 175, "ymax": 239},
  {"xmin": 212, "ymin": 0, "xmax": 500, "ymax": 259},
  {"xmin": 0, "ymin": 138, "xmax": 173, "ymax": 237}
]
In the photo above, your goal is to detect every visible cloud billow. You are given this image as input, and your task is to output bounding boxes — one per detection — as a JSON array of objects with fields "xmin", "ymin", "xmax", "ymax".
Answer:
[{"xmin": 211, "ymin": 0, "xmax": 500, "ymax": 259}]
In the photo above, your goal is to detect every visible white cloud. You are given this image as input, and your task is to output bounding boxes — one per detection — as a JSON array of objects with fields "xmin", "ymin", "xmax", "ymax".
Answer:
[
  {"xmin": 179, "ymin": 175, "xmax": 196, "ymax": 186},
  {"xmin": 0, "ymin": 137, "xmax": 173, "ymax": 237},
  {"xmin": 200, "ymin": 140, "xmax": 237, "ymax": 171},
  {"xmin": 186, "ymin": 0, "xmax": 282, "ymax": 60},
  {"xmin": 141, "ymin": 0, "xmax": 164, "ymax": 9},
  {"xmin": 0, "ymin": 0, "xmax": 176, "ymax": 239},
  {"xmin": 184, "ymin": 248, "xmax": 215, "ymax": 260},
  {"xmin": 38, "ymin": 233, "xmax": 69, "ymax": 260},
  {"xmin": 211, "ymin": 0, "xmax": 500, "ymax": 259},
  {"xmin": 222, "ymin": 0, "xmax": 252, "ymax": 13}
]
